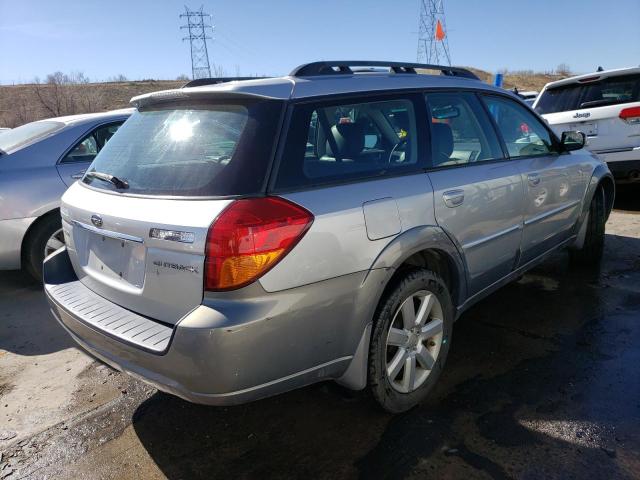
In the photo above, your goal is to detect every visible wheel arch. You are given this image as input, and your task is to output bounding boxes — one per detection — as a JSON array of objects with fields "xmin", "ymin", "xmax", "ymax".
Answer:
[
  {"xmin": 20, "ymin": 208, "xmax": 61, "ymax": 267},
  {"xmin": 365, "ymin": 226, "xmax": 467, "ymax": 313},
  {"xmin": 336, "ymin": 226, "xmax": 466, "ymax": 391},
  {"xmin": 578, "ymin": 165, "xmax": 615, "ymax": 229}
]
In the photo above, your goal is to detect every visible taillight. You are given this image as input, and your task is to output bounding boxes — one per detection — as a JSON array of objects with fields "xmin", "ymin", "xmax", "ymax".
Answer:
[
  {"xmin": 620, "ymin": 106, "xmax": 640, "ymax": 124},
  {"xmin": 204, "ymin": 197, "xmax": 313, "ymax": 291}
]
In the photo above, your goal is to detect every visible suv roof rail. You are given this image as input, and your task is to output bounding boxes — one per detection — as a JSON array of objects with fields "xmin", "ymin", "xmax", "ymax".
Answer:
[
  {"xmin": 290, "ymin": 61, "xmax": 480, "ymax": 80},
  {"xmin": 182, "ymin": 76, "xmax": 270, "ymax": 88}
]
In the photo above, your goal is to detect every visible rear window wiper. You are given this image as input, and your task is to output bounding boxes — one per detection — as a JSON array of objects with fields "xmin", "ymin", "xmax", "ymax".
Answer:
[
  {"xmin": 85, "ymin": 171, "xmax": 129, "ymax": 189},
  {"xmin": 579, "ymin": 99, "xmax": 618, "ymax": 109}
]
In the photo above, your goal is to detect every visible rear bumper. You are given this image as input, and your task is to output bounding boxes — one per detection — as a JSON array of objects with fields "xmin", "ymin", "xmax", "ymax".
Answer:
[
  {"xmin": 594, "ymin": 147, "xmax": 640, "ymax": 182},
  {"xmin": 45, "ymin": 247, "xmax": 374, "ymax": 405},
  {"xmin": 0, "ymin": 217, "xmax": 36, "ymax": 270},
  {"xmin": 604, "ymin": 159, "xmax": 640, "ymax": 182}
]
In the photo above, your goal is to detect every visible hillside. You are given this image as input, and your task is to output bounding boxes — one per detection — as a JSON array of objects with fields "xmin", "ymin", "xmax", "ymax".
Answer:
[
  {"xmin": 0, "ymin": 69, "xmax": 565, "ymax": 128},
  {"xmin": 0, "ymin": 80, "xmax": 184, "ymax": 128}
]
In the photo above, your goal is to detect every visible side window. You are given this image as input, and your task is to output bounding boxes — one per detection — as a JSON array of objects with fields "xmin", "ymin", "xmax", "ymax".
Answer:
[
  {"xmin": 61, "ymin": 122, "xmax": 123, "ymax": 163},
  {"xmin": 482, "ymin": 96, "xmax": 555, "ymax": 158},
  {"xmin": 426, "ymin": 92, "xmax": 504, "ymax": 167},
  {"xmin": 276, "ymin": 97, "xmax": 421, "ymax": 190}
]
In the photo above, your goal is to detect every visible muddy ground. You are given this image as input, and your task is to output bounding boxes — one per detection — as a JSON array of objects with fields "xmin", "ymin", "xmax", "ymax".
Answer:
[{"xmin": 1, "ymin": 187, "xmax": 639, "ymax": 479}]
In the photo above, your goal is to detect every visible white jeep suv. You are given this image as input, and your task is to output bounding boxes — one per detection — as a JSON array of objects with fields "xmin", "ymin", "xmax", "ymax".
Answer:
[{"xmin": 534, "ymin": 67, "xmax": 640, "ymax": 183}]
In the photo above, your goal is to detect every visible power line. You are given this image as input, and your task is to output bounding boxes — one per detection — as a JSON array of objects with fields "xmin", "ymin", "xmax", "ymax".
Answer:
[
  {"xmin": 180, "ymin": 5, "xmax": 214, "ymax": 79},
  {"xmin": 417, "ymin": 0, "xmax": 451, "ymax": 66}
]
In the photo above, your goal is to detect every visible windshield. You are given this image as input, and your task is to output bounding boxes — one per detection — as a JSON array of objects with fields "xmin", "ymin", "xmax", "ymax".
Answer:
[
  {"xmin": 535, "ymin": 74, "xmax": 640, "ymax": 114},
  {"xmin": 82, "ymin": 99, "xmax": 283, "ymax": 196},
  {"xmin": 0, "ymin": 120, "xmax": 64, "ymax": 153}
]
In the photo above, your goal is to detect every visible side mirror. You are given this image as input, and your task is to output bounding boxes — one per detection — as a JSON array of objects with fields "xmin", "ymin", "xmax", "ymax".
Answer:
[{"xmin": 561, "ymin": 131, "xmax": 586, "ymax": 151}]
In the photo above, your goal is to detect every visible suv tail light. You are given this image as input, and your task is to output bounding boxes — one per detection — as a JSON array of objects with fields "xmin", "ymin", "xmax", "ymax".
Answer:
[
  {"xmin": 205, "ymin": 197, "xmax": 313, "ymax": 291},
  {"xmin": 620, "ymin": 107, "xmax": 640, "ymax": 124}
]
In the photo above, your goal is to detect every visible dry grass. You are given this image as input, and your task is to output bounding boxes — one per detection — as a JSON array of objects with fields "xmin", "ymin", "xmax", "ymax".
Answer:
[
  {"xmin": 0, "ymin": 68, "xmax": 568, "ymax": 128},
  {"xmin": 0, "ymin": 80, "xmax": 183, "ymax": 128}
]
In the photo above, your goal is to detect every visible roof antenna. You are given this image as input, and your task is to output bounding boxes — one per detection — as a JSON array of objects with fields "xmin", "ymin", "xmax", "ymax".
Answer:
[{"xmin": 596, "ymin": 66, "xmax": 604, "ymax": 72}]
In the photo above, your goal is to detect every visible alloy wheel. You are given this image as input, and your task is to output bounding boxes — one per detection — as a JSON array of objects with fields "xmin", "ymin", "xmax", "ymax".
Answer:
[{"xmin": 385, "ymin": 290, "xmax": 444, "ymax": 393}]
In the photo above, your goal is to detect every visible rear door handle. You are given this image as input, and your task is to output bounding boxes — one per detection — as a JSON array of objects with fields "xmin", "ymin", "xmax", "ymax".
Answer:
[
  {"xmin": 528, "ymin": 173, "xmax": 541, "ymax": 187},
  {"xmin": 443, "ymin": 189, "xmax": 465, "ymax": 208},
  {"xmin": 71, "ymin": 170, "xmax": 86, "ymax": 179}
]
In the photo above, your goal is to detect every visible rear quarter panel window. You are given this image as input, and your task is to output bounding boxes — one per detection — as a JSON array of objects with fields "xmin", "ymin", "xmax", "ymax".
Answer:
[{"xmin": 274, "ymin": 95, "xmax": 426, "ymax": 191}]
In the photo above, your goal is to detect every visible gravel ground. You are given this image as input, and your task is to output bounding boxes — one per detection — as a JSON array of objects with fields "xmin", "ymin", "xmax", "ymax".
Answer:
[{"xmin": 0, "ymin": 187, "xmax": 639, "ymax": 480}]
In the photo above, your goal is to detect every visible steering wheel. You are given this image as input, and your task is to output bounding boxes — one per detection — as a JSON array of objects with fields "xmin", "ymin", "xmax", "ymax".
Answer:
[{"xmin": 388, "ymin": 138, "xmax": 408, "ymax": 164}]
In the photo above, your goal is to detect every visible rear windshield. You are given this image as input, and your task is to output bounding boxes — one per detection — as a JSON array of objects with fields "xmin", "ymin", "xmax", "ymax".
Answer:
[
  {"xmin": 82, "ymin": 98, "xmax": 282, "ymax": 196},
  {"xmin": 535, "ymin": 74, "xmax": 640, "ymax": 114},
  {"xmin": 0, "ymin": 120, "xmax": 64, "ymax": 153}
]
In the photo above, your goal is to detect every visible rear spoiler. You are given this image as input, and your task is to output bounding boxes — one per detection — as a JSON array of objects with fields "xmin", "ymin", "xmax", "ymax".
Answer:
[{"xmin": 181, "ymin": 77, "xmax": 270, "ymax": 88}]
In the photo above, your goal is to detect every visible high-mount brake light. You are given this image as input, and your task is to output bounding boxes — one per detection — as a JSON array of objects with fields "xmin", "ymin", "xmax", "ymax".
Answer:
[
  {"xmin": 578, "ymin": 76, "xmax": 601, "ymax": 83},
  {"xmin": 204, "ymin": 197, "xmax": 313, "ymax": 291},
  {"xmin": 619, "ymin": 106, "xmax": 640, "ymax": 124}
]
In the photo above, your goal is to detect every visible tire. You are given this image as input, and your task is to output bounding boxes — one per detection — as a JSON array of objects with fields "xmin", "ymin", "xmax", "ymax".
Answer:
[
  {"xmin": 368, "ymin": 268, "xmax": 454, "ymax": 413},
  {"xmin": 23, "ymin": 213, "xmax": 63, "ymax": 282},
  {"xmin": 569, "ymin": 187, "xmax": 606, "ymax": 267}
]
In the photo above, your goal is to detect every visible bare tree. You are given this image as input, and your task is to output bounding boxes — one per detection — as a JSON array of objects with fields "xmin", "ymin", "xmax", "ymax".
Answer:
[
  {"xmin": 176, "ymin": 74, "xmax": 190, "ymax": 81},
  {"xmin": 107, "ymin": 74, "xmax": 128, "ymax": 82},
  {"xmin": 556, "ymin": 63, "xmax": 572, "ymax": 76},
  {"xmin": 33, "ymin": 70, "xmax": 103, "ymax": 118}
]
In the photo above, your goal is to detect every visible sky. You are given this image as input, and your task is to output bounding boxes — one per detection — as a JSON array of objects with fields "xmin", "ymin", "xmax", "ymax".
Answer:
[{"xmin": 1, "ymin": 0, "xmax": 639, "ymax": 84}]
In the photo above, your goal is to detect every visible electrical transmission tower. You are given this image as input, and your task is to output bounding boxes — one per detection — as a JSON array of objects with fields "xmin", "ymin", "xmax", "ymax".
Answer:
[
  {"xmin": 417, "ymin": 0, "xmax": 451, "ymax": 66},
  {"xmin": 180, "ymin": 6, "xmax": 214, "ymax": 79}
]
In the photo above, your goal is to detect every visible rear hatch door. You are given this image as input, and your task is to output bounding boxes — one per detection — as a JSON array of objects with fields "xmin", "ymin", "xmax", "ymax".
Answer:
[
  {"xmin": 60, "ymin": 94, "xmax": 283, "ymax": 324},
  {"xmin": 62, "ymin": 184, "xmax": 231, "ymax": 324}
]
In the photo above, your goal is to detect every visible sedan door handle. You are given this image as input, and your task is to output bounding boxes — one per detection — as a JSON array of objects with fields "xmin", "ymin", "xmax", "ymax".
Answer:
[
  {"xmin": 71, "ymin": 170, "xmax": 86, "ymax": 179},
  {"xmin": 528, "ymin": 173, "xmax": 541, "ymax": 187},
  {"xmin": 443, "ymin": 189, "xmax": 465, "ymax": 208}
]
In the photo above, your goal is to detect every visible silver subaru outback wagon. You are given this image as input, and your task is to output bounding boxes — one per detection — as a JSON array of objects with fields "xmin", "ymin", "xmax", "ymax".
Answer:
[{"xmin": 44, "ymin": 61, "xmax": 614, "ymax": 413}]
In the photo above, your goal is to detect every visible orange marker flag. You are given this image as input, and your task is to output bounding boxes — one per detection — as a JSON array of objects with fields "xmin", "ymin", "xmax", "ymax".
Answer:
[{"xmin": 435, "ymin": 19, "xmax": 446, "ymax": 41}]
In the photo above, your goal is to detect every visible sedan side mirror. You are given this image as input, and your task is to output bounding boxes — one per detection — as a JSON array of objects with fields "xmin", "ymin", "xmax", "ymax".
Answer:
[{"xmin": 561, "ymin": 131, "xmax": 586, "ymax": 151}]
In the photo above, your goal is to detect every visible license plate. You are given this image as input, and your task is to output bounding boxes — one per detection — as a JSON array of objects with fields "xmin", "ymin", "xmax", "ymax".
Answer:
[
  {"xmin": 86, "ymin": 233, "xmax": 146, "ymax": 288},
  {"xmin": 571, "ymin": 122, "xmax": 598, "ymax": 136}
]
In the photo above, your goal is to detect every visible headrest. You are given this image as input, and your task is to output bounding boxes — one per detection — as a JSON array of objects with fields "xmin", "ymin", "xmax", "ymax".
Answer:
[
  {"xmin": 431, "ymin": 123, "xmax": 453, "ymax": 160},
  {"xmin": 329, "ymin": 122, "xmax": 365, "ymax": 159}
]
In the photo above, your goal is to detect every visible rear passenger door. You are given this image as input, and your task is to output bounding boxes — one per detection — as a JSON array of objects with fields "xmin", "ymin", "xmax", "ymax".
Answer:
[
  {"xmin": 425, "ymin": 92, "xmax": 524, "ymax": 297},
  {"xmin": 56, "ymin": 122, "xmax": 124, "ymax": 187},
  {"xmin": 481, "ymin": 95, "xmax": 586, "ymax": 265}
]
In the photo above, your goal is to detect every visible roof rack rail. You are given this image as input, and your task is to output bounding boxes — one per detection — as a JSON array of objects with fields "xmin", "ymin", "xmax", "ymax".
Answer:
[
  {"xmin": 182, "ymin": 76, "xmax": 270, "ymax": 88},
  {"xmin": 290, "ymin": 61, "xmax": 479, "ymax": 80}
]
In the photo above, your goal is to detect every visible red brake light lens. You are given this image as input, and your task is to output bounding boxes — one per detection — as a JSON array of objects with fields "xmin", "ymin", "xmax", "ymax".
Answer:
[
  {"xmin": 619, "ymin": 106, "xmax": 640, "ymax": 124},
  {"xmin": 204, "ymin": 197, "xmax": 313, "ymax": 291}
]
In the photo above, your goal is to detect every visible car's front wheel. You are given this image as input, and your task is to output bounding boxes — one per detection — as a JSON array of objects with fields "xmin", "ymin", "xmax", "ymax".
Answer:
[{"xmin": 368, "ymin": 268, "xmax": 454, "ymax": 413}]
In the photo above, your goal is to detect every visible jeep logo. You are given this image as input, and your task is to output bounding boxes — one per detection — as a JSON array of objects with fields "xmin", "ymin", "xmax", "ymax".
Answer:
[{"xmin": 573, "ymin": 112, "xmax": 591, "ymax": 119}]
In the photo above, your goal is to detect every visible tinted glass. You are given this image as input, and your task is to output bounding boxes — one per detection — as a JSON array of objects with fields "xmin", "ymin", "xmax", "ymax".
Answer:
[
  {"xmin": 276, "ymin": 97, "xmax": 421, "ymax": 190},
  {"xmin": 83, "ymin": 99, "xmax": 282, "ymax": 196},
  {"xmin": 62, "ymin": 123, "xmax": 123, "ymax": 164},
  {"xmin": 0, "ymin": 120, "xmax": 64, "ymax": 153},
  {"xmin": 579, "ymin": 74, "xmax": 640, "ymax": 108},
  {"xmin": 426, "ymin": 92, "xmax": 503, "ymax": 167},
  {"xmin": 535, "ymin": 74, "xmax": 640, "ymax": 114},
  {"xmin": 483, "ymin": 95, "xmax": 555, "ymax": 158},
  {"xmin": 535, "ymin": 84, "xmax": 583, "ymax": 114}
]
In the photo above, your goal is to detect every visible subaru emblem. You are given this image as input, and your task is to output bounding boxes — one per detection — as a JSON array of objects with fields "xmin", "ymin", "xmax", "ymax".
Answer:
[{"xmin": 91, "ymin": 214, "xmax": 103, "ymax": 228}]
